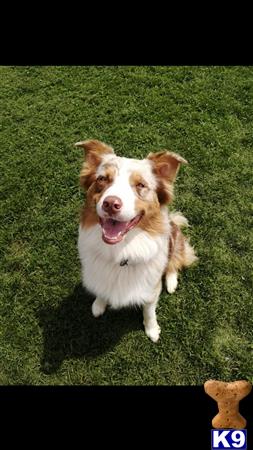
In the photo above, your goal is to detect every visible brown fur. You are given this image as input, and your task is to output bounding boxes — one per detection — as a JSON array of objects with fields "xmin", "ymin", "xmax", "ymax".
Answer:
[
  {"xmin": 166, "ymin": 213, "xmax": 197, "ymax": 275},
  {"xmin": 80, "ymin": 184, "xmax": 100, "ymax": 228},
  {"xmin": 146, "ymin": 152, "xmax": 196, "ymax": 272},
  {"xmin": 75, "ymin": 139, "xmax": 114, "ymax": 190},
  {"xmin": 147, "ymin": 151, "xmax": 187, "ymax": 205},
  {"xmin": 80, "ymin": 169, "xmax": 116, "ymax": 228},
  {"xmin": 129, "ymin": 172, "xmax": 149, "ymax": 198},
  {"xmin": 100, "ymin": 164, "xmax": 117, "ymax": 183},
  {"xmin": 135, "ymin": 198, "xmax": 166, "ymax": 236},
  {"xmin": 129, "ymin": 172, "xmax": 166, "ymax": 236},
  {"xmin": 156, "ymin": 179, "xmax": 173, "ymax": 204},
  {"xmin": 167, "ymin": 223, "xmax": 186, "ymax": 272},
  {"xmin": 75, "ymin": 139, "xmax": 114, "ymax": 159},
  {"xmin": 76, "ymin": 140, "xmax": 115, "ymax": 228},
  {"xmin": 80, "ymin": 205, "xmax": 99, "ymax": 229}
]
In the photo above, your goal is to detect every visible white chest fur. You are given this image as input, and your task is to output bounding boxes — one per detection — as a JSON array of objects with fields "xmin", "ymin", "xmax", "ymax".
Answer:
[{"xmin": 78, "ymin": 213, "xmax": 170, "ymax": 308}]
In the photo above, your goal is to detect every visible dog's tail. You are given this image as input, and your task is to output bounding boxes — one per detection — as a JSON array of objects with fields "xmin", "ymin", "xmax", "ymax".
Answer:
[{"xmin": 169, "ymin": 211, "xmax": 189, "ymax": 229}]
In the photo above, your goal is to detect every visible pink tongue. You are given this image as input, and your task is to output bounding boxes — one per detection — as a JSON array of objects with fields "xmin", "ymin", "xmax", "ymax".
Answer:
[{"xmin": 102, "ymin": 219, "xmax": 128, "ymax": 238}]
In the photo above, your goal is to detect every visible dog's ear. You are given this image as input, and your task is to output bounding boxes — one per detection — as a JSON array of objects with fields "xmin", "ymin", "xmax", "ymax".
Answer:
[
  {"xmin": 147, "ymin": 151, "xmax": 188, "ymax": 183},
  {"xmin": 75, "ymin": 139, "xmax": 114, "ymax": 165},
  {"xmin": 75, "ymin": 139, "xmax": 114, "ymax": 189},
  {"xmin": 147, "ymin": 151, "xmax": 188, "ymax": 204}
]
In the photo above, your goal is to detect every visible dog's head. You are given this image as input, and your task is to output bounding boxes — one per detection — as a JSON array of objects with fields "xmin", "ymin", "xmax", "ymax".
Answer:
[{"xmin": 76, "ymin": 139, "xmax": 187, "ymax": 244}]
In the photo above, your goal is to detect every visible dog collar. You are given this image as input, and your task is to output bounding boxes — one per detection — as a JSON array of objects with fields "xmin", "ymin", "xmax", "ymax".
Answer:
[{"xmin": 120, "ymin": 259, "xmax": 128, "ymax": 267}]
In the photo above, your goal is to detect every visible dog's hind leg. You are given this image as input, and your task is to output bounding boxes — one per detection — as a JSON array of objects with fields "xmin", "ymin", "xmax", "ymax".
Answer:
[
  {"xmin": 92, "ymin": 297, "xmax": 107, "ymax": 318},
  {"xmin": 166, "ymin": 267, "xmax": 179, "ymax": 294},
  {"xmin": 166, "ymin": 213, "xmax": 197, "ymax": 294}
]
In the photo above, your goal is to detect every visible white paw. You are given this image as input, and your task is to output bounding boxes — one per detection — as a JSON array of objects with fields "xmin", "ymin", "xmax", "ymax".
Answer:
[
  {"xmin": 92, "ymin": 298, "xmax": 106, "ymax": 318},
  {"xmin": 166, "ymin": 272, "xmax": 178, "ymax": 294},
  {"xmin": 145, "ymin": 325, "xmax": 161, "ymax": 343}
]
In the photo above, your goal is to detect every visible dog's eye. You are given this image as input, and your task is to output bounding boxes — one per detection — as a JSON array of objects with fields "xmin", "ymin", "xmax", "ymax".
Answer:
[
  {"xmin": 97, "ymin": 175, "xmax": 107, "ymax": 182},
  {"xmin": 136, "ymin": 182, "xmax": 145, "ymax": 189}
]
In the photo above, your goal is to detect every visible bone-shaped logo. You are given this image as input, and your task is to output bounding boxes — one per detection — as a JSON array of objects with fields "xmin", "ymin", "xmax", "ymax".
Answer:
[{"xmin": 204, "ymin": 379, "xmax": 252, "ymax": 429}]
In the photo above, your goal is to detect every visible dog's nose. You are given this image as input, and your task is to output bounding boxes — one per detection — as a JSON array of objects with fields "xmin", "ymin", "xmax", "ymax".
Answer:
[{"xmin": 102, "ymin": 196, "xmax": 122, "ymax": 214}]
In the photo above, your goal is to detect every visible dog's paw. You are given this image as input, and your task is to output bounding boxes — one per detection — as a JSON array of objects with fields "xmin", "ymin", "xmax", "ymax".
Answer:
[
  {"xmin": 145, "ymin": 325, "xmax": 161, "ymax": 343},
  {"xmin": 92, "ymin": 298, "xmax": 106, "ymax": 318},
  {"xmin": 166, "ymin": 272, "xmax": 178, "ymax": 294}
]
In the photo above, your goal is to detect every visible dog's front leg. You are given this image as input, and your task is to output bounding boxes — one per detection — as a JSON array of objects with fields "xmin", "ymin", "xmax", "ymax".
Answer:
[
  {"xmin": 143, "ymin": 281, "xmax": 162, "ymax": 343},
  {"xmin": 92, "ymin": 297, "xmax": 107, "ymax": 318}
]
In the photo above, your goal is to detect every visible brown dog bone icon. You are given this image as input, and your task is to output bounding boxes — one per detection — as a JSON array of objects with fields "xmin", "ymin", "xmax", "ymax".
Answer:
[{"xmin": 204, "ymin": 379, "xmax": 252, "ymax": 429}]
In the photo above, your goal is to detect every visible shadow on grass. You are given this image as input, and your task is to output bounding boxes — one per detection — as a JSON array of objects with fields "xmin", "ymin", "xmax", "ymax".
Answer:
[{"xmin": 37, "ymin": 284, "xmax": 142, "ymax": 374}]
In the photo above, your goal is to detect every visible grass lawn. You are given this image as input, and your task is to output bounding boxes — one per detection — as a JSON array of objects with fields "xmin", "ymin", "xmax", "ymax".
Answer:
[{"xmin": 0, "ymin": 65, "xmax": 253, "ymax": 385}]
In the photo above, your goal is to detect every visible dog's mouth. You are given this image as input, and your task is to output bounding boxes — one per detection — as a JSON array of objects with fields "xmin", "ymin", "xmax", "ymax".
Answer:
[{"xmin": 99, "ymin": 215, "xmax": 143, "ymax": 244}]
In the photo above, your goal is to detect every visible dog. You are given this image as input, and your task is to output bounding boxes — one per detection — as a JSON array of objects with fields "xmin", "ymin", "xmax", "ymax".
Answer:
[{"xmin": 76, "ymin": 139, "xmax": 197, "ymax": 342}]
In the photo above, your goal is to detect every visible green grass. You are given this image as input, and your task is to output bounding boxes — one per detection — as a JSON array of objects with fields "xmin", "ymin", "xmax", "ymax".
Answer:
[{"xmin": 1, "ymin": 66, "xmax": 253, "ymax": 385}]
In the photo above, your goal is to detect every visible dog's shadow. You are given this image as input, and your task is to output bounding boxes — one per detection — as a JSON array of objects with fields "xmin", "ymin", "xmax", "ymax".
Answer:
[{"xmin": 37, "ymin": 284, "xmax": 142, "ymax": 374}]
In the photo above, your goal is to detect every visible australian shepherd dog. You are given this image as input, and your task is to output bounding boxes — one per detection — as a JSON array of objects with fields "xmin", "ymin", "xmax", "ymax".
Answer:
[{"xmin": 76, "ymin": 139, "xmax": 197, "ymax": 342}]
